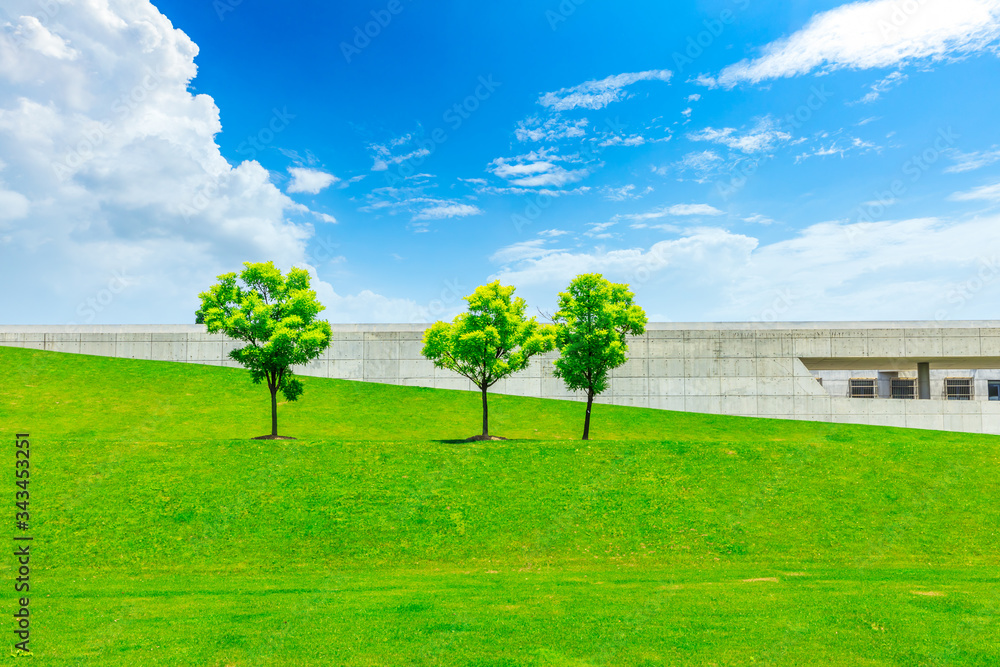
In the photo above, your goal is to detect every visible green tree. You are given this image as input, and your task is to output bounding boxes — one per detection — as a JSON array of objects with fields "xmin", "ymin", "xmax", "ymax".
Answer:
[
  {"xmin": 553, "ymin": 273, "xmax": 647, "ymax": 440},
  {"xmin": 422, "ymin": 281, "xmax": 555, "ymax": 439},
  {"xmin": 196, "ymin": 261, "xmax": 332, "ymax": 439}
]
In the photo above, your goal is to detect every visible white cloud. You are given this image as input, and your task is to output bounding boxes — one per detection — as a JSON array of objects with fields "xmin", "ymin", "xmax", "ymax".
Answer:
[
  {"xmin": 488, "ymin": 152, "xmax": 589, "ymax": 188},
  {"xmin": 585, "ymin": 221, "xmax": 617, "ymax": 239},
  {"xmin": 945, "ymin": 146, "xmax": 1000, "ymax": 172},
  {"xmin": 854, "ymin": 71, "xmax": 908, "ymax": 103},
  {"xmin": 597, "ymin": 133, "xmax": 655, "ymax": 147},
  {"xmin": 743, "ymin": 214, "xmax": 776, "ymax": 225},
  {"xmin": 490, "ymin": 214, "xmax": 1000, "ymax": 322},
  {"xmin": 687, "ymin": 117, "xmax": 792, "ymax": 154},
  {"xmin": 369, "ymin": 137, "xmax": 431, "ymax": 171},
  {"xmin": 0, "ymin": 0, "xmax": 411, "ymax": 324},
  {"xmin": 794, "ymin": 136, "xmax": 878, "ymax": 162},
  {"xmin": 538, "ymin": 70, "xmax": 673, "ymax": 111},
  {"xmin": 949, "ymin": 182, "xmax": 1000, "ymax": 201},
  {"xmin": 668, "ymin": 204, "xmax": 724, "ymax": 216},
  {"xmin": 305, "ymin": 268, "xmax": 433, "ymax": 323},
  {"xmin": 515, "ymin": 115, "xmax": 589, "ymax": 142},
  {"xmin": 0, "ymin": 189, "xmax": 30, "ymax": 220},
  {"xmin": 411, "ymin": 203, "xmax": 483, "ymax": 221},
  {"xmin": 490, "ymin": 239, "xmax": 563, "ymax": 264},
  {"xmin": 360, "ymin": 187, "xmax": 482, "ymax": 225},
  {"xmin": 687, "ymin": 94, "xmax": 702, "ymax": 102},
  {"xmin": 656, "ymin": 150, "xmax": 725, "ymax": 181},
  {"xmin": 287, "ymin": 167, "xmax": 338, "ymax": 194},
  {"xmin": 614, "ymin": 204, "xmax": 725, "ymax": 227},
  {"xmin": 10, "ymin": 15, "xmax": 79, "ymax": 61},
  {"xmin": 601, "ymin": 184, "xmax": 653, "ymax": 201},
  {"xmin": 705, "ymin": 0, "xmax": 1000, "ymax": 88}
]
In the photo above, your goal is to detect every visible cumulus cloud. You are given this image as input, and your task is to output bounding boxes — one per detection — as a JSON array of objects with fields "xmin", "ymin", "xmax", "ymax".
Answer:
[
  {"xmin": 538, "ymin": 70, "xmax": 673, "ymax": 111},
  {"xmin": 0, "ymin": 0, "xmax": 412, "ymax": 324},
  {"xmin": 286, "ymin": 167, "xmax": 338, "ymax": 194},
  {"xmin": 704, "ymin": 0, "xmax": 1000, "ymax": 88}
]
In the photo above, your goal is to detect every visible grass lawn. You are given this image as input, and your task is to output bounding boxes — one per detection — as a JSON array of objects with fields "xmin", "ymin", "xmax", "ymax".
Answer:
[{"xmin": 2, "ymin": 345, "xmax": 999, "ymax": 665}]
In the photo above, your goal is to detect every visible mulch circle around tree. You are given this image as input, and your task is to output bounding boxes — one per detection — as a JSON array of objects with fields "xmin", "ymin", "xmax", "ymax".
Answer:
[
  {"xmin": 463, "ymin": 435, "xmax": 508, "ymax": 442},
  {"xmin": 252, "ymin": 435, "xmax": 298, "ymax": 440}
]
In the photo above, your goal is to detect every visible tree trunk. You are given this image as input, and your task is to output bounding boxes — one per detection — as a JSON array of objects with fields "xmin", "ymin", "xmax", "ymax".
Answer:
[
  {"xmin": 481, "ymin": 385, "xmax": 489, "ymax": 437},
  {"xmin": 582, "ymin": 390, "xmax": 594, "ymax": 440},
  {"xmin": 269, "ymin": 382, "xmax": 279, "ymax": 437}
]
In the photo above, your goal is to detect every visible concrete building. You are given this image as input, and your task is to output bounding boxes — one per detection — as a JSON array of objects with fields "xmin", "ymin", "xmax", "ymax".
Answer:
[{"xmin": 4, "ymin": 321, "xmax": 1000, "ymax": 434}]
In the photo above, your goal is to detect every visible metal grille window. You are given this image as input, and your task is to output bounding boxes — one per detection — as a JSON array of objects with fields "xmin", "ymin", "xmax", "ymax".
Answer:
[
  {"xmin": 890, "ymin": 378, "xmax": 915, "ymax": 399},
  {"xmin": 849, "ymin": 378, "xmax": 876, "ymax": 398},
  {"xmin": 946, "ymin": 378, "xmax": 973, "ymax": 400}
]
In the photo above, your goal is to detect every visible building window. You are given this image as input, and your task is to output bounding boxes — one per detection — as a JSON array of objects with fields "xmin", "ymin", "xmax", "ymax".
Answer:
[
  {"xmin": 989, "ymin": 381, "xmax": 1000, "ymax": 401},
  {"xmin": 849, "ymin": 378, "xmax": 876, "ymax": 398},
  {"xmin": 890, "ymin": 378, "xmax": 915, "ymax": 399},
  {"xmin": 946, "ymin": 378, "xmax": 973, "ymax": 401}
]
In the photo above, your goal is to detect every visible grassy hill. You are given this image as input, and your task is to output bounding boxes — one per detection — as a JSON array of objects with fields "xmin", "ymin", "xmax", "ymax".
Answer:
[{"xmin": 2, "ymin": 346, "xmax": 999, "ymax": 665}]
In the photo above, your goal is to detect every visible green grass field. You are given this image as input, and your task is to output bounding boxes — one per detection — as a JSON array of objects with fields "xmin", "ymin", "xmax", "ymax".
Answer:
[{"xmin": 2, "ymin": 345, "xmax": 999, "ymax": 665}]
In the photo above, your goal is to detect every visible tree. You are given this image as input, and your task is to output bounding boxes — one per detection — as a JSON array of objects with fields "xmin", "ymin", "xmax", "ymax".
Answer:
[
  {"xmin": 552, "ymin": 274, "xmax": 647, "ymax": 440},
  {"xmin": 196, "ymin": 261, "xmax": 332, "ymax": 439},
  {"xmin": 422, "ymin": 281, "xmax": 555, "ymax": 439}
]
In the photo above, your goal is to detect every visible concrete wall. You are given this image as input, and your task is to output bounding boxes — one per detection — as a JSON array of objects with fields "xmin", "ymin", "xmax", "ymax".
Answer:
[{"xmin": 4, "ymin": 322, "xmax": 1000, "ymax": 435}]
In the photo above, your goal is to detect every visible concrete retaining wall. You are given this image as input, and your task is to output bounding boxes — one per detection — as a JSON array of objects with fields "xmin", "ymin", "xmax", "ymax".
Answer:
[{"xmin": 4, "ymin": 322, "xmax": 1000, "ymax": 434}]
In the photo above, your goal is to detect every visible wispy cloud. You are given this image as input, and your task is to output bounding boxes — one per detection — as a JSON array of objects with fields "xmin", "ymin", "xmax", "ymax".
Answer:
[
  {"xmin": 538, "ymin": 70, "xmax": 673, "ymax": 111},
  {"xmin": 687, "ymin": 117, "xmax": 792, "ymax": 154},
  {"xmin": 854, "ymin": 71, "xmax": 908, "ymax": 104},
  {"xmin": 949, "ymin": 181, "xmax": 1000, "ymax": 201},
  {"xmin": 490, "ymin": 238, "xmax": 564, "ymax": 264},
  {"xmin": 600, "ymin": 184, "xmax": 653, "ymax": 201},
  {"xmin": 369, "ymin": 135, "xmax": 432, "ymax": 171},
  {"xmin": 411, "ymin": 203, "xmax": 483, "ymax": 221},
  {"xmin": 515, "ymin": 115, "xmax": 589, "ymax": 142},
  {"xmin": 488, "ymin": 151, "xmax": 590, "ymax": 188},
  {"xmin": 794, "ymin": 136, "xmax": 878, "ymax": 162},
  {"xmin": 703, "ymin": 0, "xmax": 1000, "ymax": 88},
  {"xmin": 615, "ymin": 203, "xmax": 725, "ymax": 227},
  {"xmin": 945, "ymin": 146, "xmax": 1000, "ymax": 172}
]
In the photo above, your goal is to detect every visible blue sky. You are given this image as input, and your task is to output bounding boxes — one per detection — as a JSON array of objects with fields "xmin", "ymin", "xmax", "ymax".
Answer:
[{"xmin": 3, "ymin": 0, "xmax": 1000, "ymax": 323}]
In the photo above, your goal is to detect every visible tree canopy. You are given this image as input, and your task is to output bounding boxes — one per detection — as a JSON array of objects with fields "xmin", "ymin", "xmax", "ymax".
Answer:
[
  {"xmin": 422, "ymin": 281, "xmax": 555, "ymax": 438},
  {"xmin": 196, "ymin": 261, "xmax": 331, "ymax": 439},
  {"xmin": 552, "ymin": 273, "xmax": 647, "ymax": 440}
]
